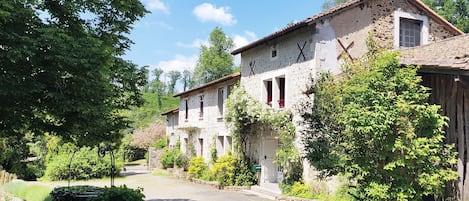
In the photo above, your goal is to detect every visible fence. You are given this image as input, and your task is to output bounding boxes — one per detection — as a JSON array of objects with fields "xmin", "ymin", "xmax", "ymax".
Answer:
[{"xmin": 0, "ymin": 170, "xmax": 17, "ymax": 186}]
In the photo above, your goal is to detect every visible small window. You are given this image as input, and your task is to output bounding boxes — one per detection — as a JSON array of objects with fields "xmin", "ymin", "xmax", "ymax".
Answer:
[
  {"xmin": 185, "ymin": 99, "xmax": 188, "ymax": 120},
  {"xmin": 271, "ymin": 50, "xmax": 277, "ymax": 58},
  {"xmin": 218, "ymin": 88, "xmax": 224, "ymax": 116},
  {"xmin": 399, "ymin": 18, "xmax": 422, "ymax": 47}
]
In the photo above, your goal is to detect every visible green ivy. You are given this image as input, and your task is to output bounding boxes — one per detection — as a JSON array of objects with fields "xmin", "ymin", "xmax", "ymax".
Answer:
[{"xmin": 225, "ymin": 85, "xmax": 302, "ymax": 185}]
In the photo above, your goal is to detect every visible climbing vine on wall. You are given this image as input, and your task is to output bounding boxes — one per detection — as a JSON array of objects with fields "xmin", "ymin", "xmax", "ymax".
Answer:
[{"xmin": 225, "ymin": 85, "xmax": 302, "ymax": 184}]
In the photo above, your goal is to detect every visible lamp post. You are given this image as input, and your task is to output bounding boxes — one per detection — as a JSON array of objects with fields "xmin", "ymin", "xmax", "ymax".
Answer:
[{"xmin": 98, "ymin": 143, "xmax": 115, "ymax": 187}]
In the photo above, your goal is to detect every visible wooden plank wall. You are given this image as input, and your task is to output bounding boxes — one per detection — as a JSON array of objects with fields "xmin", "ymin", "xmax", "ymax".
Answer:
[{"xmin": 421, "ymin": 73, "xmax": 469, "ymax": 201}]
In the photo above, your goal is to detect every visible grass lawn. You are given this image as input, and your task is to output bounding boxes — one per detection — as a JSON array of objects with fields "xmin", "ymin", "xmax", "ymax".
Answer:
[
  {"xmin": 125, "ymin": 159, "xmax": 147, "ymax": 166},
  {"xmin": 3, "ymin": 181, "xmax": 53, "ymax": 201}
]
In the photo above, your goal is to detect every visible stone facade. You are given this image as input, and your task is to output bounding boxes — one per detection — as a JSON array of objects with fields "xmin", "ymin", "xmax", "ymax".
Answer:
[
  {"xmin": 233, "ymin": 0, "xmax": 462, "ymax": 192},
  {"xmin": 171, "ymin": 73, "xmax": 240, "ymax": 163}
]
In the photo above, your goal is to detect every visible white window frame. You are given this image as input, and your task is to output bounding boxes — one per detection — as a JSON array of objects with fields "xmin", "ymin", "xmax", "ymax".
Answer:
[{"xmin": 393, "ymin": 10, "xmax": 429, "ymax": 48}]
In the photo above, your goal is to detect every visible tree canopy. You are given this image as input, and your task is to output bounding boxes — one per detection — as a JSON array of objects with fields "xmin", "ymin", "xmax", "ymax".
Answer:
[
  {"xmin": 0, "ymin": 0, "xmax": 147, "ymax": 147},
  {"xmin": 193, "ymin": 27, "xmax": 234, "ymax": 85},
  {"xmin": 422, "ymin": 0, "xmax": 469, "ymax": 33}
]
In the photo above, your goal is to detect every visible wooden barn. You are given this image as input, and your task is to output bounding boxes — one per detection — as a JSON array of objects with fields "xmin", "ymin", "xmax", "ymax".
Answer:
[{"xmin": 401, "ymin": 34, "xmax": 469, "ymax": 200}]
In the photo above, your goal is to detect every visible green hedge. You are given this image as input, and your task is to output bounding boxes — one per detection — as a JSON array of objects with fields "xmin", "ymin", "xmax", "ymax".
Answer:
[{"xmin": 44, "ymin": 145, "xmax": 122, "ymax": 181}]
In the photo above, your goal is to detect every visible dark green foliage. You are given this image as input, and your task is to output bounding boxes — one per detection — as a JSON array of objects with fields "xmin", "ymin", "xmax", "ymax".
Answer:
[
  {"xmin": 422, "ymin": 0, "xmax": 469, "ymax": 33},
  {"xmin": 0, "ymin": 0, "xmax": 148, "ymax": 174},
  {"xmin": 94, "ymin": 185, "xmax": 145, "ymax": 201},
  {"xmin": 301, "ymin": 50, "xmax": 457, "ymax": 200},
  {"xmin": 233, "ymin": 157, "xmax": 256, "ymax": 186},
  {"xmin": 174, "ymin": 152, "xmax": 189, "ymax": 170}
]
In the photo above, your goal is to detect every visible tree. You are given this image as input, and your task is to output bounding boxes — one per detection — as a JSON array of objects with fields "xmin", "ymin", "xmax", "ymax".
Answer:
[
  {"xmin": 193, "ymin": 27, "xmax": 234, "ymax": 85},
  {"xmin": 300, "ymin": 50, "xmax": 457, "ymax": 200},
  {"xmin": 181, "ymin": 69, "xmax": 194, "ymax": 91},
  {"xmin": 321, "ymin": 0, "xmax": 350, "ymax": 10},
  {"xmin": 167, "ymin": 70, "xmax": 181, "ymax": 95},
  {"xmin": 0, "ymin": 0, "xmax": 147, "ymax": 149},
  {"xmin": 422, "ymin": 0, "xmax": 469, "ymax": 33}
]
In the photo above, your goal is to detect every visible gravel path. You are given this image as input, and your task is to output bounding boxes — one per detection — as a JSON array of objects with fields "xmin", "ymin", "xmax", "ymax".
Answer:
[{"xmin": 39, "ymin": 164, "xmax": 272, "ymax": 201}]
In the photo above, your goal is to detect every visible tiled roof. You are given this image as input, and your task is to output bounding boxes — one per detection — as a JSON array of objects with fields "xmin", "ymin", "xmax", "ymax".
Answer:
[
  {"xmin": 231, "ymin": 0, "xmax": 463, "ymax": 55},
  {"xmin": 400, "ymin": 34, "xmax": 469, "ymax": 70},
  {"xmin": 173, "ymin": 72, "xmax": 240, "ymax": 97},
  {"xmin": 161, "ymin": 108, "xmax": 178, "ymax": 116}
]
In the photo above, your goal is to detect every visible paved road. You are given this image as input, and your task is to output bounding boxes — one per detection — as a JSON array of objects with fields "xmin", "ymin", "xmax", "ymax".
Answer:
[{"xmin": 42, "ymin": 165, "xmax": 272, "ymax": 201}]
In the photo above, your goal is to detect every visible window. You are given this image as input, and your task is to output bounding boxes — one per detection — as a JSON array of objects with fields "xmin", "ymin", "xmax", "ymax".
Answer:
[
  {"xmin": 393, "ymin": 10, "xmax": 429, "ymax": 48},
  {"xmin": 199, "ymin": 95, "xmax": 204, "ymax": 119},
  {"xmin": 185, "ymin": 99, "xmax": 188, "ymax": 120},
  {"xmin": 265, "ymin": 80, "xmax": 273, "ymax": 106},
  {"xmin": 218, "ymin": 88, "xmax": 224, "ymax": 116},
  {"xmin": 278, "ymin": 77, "xmax": 285, "ymax": 108},
  {"xmin": 217, "ymin": 136, "xmax": 224, "ymax": 157},
  {"xmin": 271, "ymin": 50, "xmax": 277, "ymax": 58},
  {"xmin": 198, "ymin": 138, "xmax": 204, "ymax": 157},
  {"xmin": 399, "ymin": 18, "xmax": 422, "ymax": 47}
]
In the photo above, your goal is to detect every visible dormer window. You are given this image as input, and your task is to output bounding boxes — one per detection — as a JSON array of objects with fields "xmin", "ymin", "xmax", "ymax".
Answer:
[
  {"xmin": 399, "ymin": 18, "xmax": 422, "ymax": 47},
  {"xmin": 393, "ymin": 10, "xmax": 429, "ymax": 48}
]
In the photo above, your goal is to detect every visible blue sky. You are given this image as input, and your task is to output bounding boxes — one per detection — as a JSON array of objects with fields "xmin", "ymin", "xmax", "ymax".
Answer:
[{"xmin": 124, "ymin": 0, "xmax": 328, "ymax": 82}]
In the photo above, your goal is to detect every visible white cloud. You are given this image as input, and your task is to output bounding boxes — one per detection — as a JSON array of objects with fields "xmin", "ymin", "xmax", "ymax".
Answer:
[
  {"xmin": 148, "ymin": 55, "xmax": 198, "ymax": 76},
  {"xmin": 176, "ymin": 39, "xmax": 209, "ymax": 48},
  {"xmin": 193, "ymin": 3, "xmax": 236, "ymax": 26},
  {"xmin": 146, "ymin": 0, "xmax": 169, "ymax": 14},
  {"xmin": 232, "ymin": 31, "xmax": 257, "ymax": 49},
  {"xmin": 135, "ymin": 20, "xmax": 174, "ymax": 30}
]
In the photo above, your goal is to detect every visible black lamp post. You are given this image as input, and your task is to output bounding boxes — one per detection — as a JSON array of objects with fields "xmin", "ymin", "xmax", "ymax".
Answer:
[{"xmin": 98, "ymin": 143, "xmax": 115, "ymax": 187}]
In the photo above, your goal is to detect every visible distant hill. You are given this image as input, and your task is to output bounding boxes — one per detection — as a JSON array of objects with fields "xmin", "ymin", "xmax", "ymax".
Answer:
[{"xmin": 122, "ymin": 93, "xmax": 179, "ymax": 129}]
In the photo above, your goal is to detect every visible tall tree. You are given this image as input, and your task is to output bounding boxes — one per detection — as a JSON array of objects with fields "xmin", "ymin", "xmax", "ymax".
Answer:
[
  {"xmin": 181, "ymin": 69, "xmax": 194, "ymax": 91},
  {"xmin": 422, "ymin": 0, "xmax": 469, "ymax": 33},
  {"xmin": 152, "ymin": 67, "xmax": 164, "ymax": 81},
  {"xmin": 193, "ymin": 27, "xmax": 234, "ymax": 85},
  {"xmin": 0, "ymin": 0, "xmax": 147, "ymax": 150},
  {"xmin": 321, "ymin": 0, "xmax": 350, "ymax": 10},
  {"xmin": 167, "ymin": 70, "xmax": 181, "ymax": 95}
]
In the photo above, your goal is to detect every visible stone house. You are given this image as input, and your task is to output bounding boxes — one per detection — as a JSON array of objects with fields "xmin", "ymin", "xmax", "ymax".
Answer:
[
  {"xmin": 401, "ymin": 34, "xmax": 469, "ymax": 200},
  {"xmin": 231, "ymin": 0, "xmax": 463, "ymax": 194},
  {"xmin": 165, "ymin": 72, "xmax": 240, "ymax": 162}
]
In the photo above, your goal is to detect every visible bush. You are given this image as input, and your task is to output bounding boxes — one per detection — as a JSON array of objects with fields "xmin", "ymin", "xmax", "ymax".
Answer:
[
  {"xmin": 233, "ymin": 157, "xmax": 256, "ymax": 186},
  {"xmin": 160, "ymin": 148, "xmax": 178, "ymax": 169},
  {"xmin": 211, "ymin": 154, "xmax": 236, "ymax": 187},
  {"xmin": 44, "ymin": 144, "xmax": 123, "ymax": 181},
  {"xmin": 287, "ymin": 182, "xmax": 315, "ymax": 199},
  {"xmin": 94, "ymin": 185, "xmax": 145, "ymax": 201},
  {"xmin": 188, "ymin": 157, "xmax": 207, "ymax": 179},
  {"xmin": 174, "ymin": 151, "xmax": 189, "ymax": 170}
]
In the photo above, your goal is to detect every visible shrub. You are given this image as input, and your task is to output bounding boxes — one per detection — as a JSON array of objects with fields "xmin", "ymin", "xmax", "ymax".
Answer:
[
  {"xmin": 44, "ymin": 145, "xmax": 122, "ymax": 181},
  {"xmin": 160, "ymin": 148, "xmax": 178, "ymax": 169},
  {"xmin": 188, "ymin": 157, "xmax": 207, "ymax": 179},
  {"xmin": 287, "ymin": 182, "xmax": 315, "ymax": 199},
  {"xmin": 211, "ymin": 154, "xmax": 236, "ymax": 187},
  {"xmin": 94, "ymin": 185, "xmax": 145, "ymax": 201},
  {"xmin": 174, "ymin": 151, "xmax": 189, "ymax": 170},
  {"xmin": 233, "ymin": 157, "xmax": 256, "ymax": 186}
]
